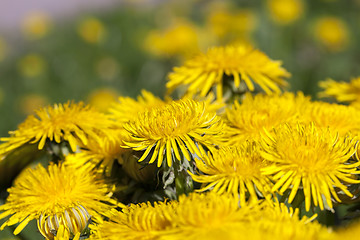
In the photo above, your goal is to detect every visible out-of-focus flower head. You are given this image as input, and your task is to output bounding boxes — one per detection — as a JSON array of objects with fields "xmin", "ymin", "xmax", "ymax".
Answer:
[
  {"xmin": 78, "ymin": 17, "xmax": 106, "ymax": 44},
  {"xmin": 0, "ymin": 163, "xmax": 120, "ymax": 239},
  {"xmin": 299, "ymin": 100, "xmax": 360, "ymax": 137},
  {"xmin": 206, "ymin": 5, "xmax": 257, "ymax": 43},
  {"xmin": 167, "ymin": 44, "xmax": 290, "ymax": 101},
  {"xmin": 267, "ymin": 0, "xmax": 305, "ymax": 25},
  {"xmin": 190, "ymin": 143, "xmax": 273, "ymax": 205},
  {"xmin": 260, "ymin": 123, "xmax": 359, "ymax": 211},
  {"xmin": 144, "ymin": 19, "xmax": 200, "ymax": 58},
  {"xmin": 22, "ymin": 11, "xmax": 52, "ymax": 40},
  {"xmin": 87, "ymin": 88, "xmax": 118, "ymax": 113},
  {"xmin": 318, "ymin": 77, "xmax": 360, "ymax": 103},
  {"xmin": 109, "ymin": 89, "xmax": 166, "ymax": 126},
  {"xmin": 224, "ymin": 92, "xmax": 309, "ymax": 144},
  {"xmin": 314, "ymin": 16, "xmax": 349, "ymax": 52},
  {"xmin": 90, "ymin": 200, "xmax": 176, "ymax": 240},
  {"xmin": 17, "ymin": 53, "xmax": 47, "ymax": 78},
  {"xmin": 18, "ymin": 94, "xmax": 49, "ymax": 115},
  {"xmin": 95, "ymin": 57, "xmax": 120, "ymax": 82}
]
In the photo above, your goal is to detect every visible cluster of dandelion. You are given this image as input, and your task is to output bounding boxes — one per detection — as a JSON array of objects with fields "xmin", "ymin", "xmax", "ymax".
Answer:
[{"xmin": 1, "ymin": 43, "xmax": 360, "ymax": 240}]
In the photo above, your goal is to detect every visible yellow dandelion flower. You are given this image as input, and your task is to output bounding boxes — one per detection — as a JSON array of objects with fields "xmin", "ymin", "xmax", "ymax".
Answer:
[
  {"xmin": 207, "ymin": 8, "xmax": 257, "ymax": 40},
  {"xmin": 87, "ymin": 88, "xmax": 118, "ymax": 113},
  {"xmin": 91, "ymin": 201, "xmax": 176, "ymax": 240},
  {"xmin": 169, "ymin": 192, "xmax": 257, "ymax": 240},
  {"xmin": 123, "ymin": 99, "xmax": 223, "ymax": 167},
  {"xmin": 0, "ymin": 163, "xmax": 119, "ymax": 239},
  {"xmin": 78, "ymin": 17, "xmax": 106, "ymax": 44},
  {"xmin": 334, "ymin": 220, "xmax": 360, "ymax": 239},
  {"xmin": 17, "ymin": 53, "xmax": 46, "ymax": 78},
  {"xmin": 319, "ymin": 77, "xmax": 360, "ymax": 103},
  {"xmin": 300, "ymin": 101, "xmax": 360, "ymax": 137},
  {"xmin": 167, "ymin": 44, "xmax": 290, "ymax": 100},
  {"xmin": 64, "ymin": 129, "xmax": 129, "ymax": 176},
  {"xmin": 144, "ymin": 20, "xmax": 199, "ymax": 58},
  {"xmin": 22, "ymin": 11, "xmax": 52, "ymax": 40},
  {"xmin": 267, "ymin": 0, "xmax": 305, "ymax": 25},
  {"xmin": 260, "ymin": 123, "xmax": 360, "ymax": 211},
  {"xmin": 189, "ymin": 143, "xmax": 273, "ymax": 205},
  {"xmin": 314, "ymin": 17, "xmax": 349, "ymax": 51},
  {"xmin": 0, "ymin": 101, "xmax": 114, "ymax": 155},
  {"xmin": 224, "ymin": 92, "xmax": 309, "ymax": 143},
  {"xmin": 109, "ymin": 89, "xmax": 166, "ymax": 125}
]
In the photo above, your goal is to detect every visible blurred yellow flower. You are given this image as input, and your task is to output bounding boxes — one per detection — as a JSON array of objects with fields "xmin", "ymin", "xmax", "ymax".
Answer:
[
  {"xmin": 300, "ymin": 101, "xmax": 360, "ymax": 137},
  {"xmin": 18, "ymin": 54, "xmax": 46, "ymax": 78},
  {"xmin": 314, "ymin": 17, "xmax": 349, "ymax": 51},
  {"xmin": 224, "ymin": 92, "xmax": 309, "ymax": 143},
  {"xmin": 207, "ymin": 9, "xmax": 257, "ymax": 41},
  {"xmin": 319, "ymin": 77, "xmax": 360, "ymax": 103},
  {"xmin": 167, "ymin": 44, "xmax": 290, "ymax": 100},
  {"xmin": 267, "ymin": 0, "xmax": 304, "ymax": 25},
  {"xmin": 78, "ymin": 17, "xmax": 106, "ymax": 44},
  {"xmin": 144, "ymin": 20, "xmax": 199, "ymax": 58},
  {"xmin": 0, "ymin": 37, "xmax": 7, "ymax": 62},
  {"xmin": 22, "ymin": 11, "xmax": 52, "ymax": 39},
  {"xmin": 19, "ymin": 94, "xmax": 49, "ymax": 115},
  {"xmin": 87, "ymin": 88, "xmax": 118, "ymax": 113},
  {"xmin": 95, "ymin": 57, "xmax": 120, "ymax": 82}
]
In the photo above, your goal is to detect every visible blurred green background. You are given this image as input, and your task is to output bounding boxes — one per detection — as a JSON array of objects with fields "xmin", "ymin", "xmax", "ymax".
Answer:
[
  {"xmin": 1, "ymin": 0, "xmax": 360, "ymax": 136},
  {"xmin": 1, "ymin": 0, "xmax": 360, "ymax": 239}
]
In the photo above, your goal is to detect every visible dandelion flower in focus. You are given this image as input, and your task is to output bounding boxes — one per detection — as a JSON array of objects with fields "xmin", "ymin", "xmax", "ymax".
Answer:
[
  {"xmin": 18, "ymin": 54, "xmax": 46, "ymax": 78},
  {"xmin": 78, "ymin": 17, "xmax": 106, "ymax": 44},
  {"xmin": 318, "ymin": 77, "xmax": 360, "ymax": 103},
  {"xmin": 123, "ymin": 99, "xmax": 223, "ymax": 167},
  {"xmin": 224, "ymin": 92, "xmax": 309, "ymax": 144},
  {"xmin": 267, "ymin": 0, "xmax": 304, "ymax": 25},
  {"xmin": 314, "ymin": 17, "xmax": 349, "ymax": 52},
  {"xmin": 167, "ymin": 45, "xmax": 290, "ymax": 100},
  {"xmin": 189, "ymin": 143, "xmax": 273, "ymax": 205},
  {"xmin": 260, "ymin": 123, "xmax": 359, "ymax": 211},
  {"xmin": 0, "ymin": 102, "xmax": 115, "ymax": 155},
  {"xmin": 91, "ymin": 201, "xmax": 176, "ymax": 240},
  {"xmin": 0, "ymin": 163, "xmax": 119, "ymax": 239},
  {"xmin": 22, "ymin": 11, "xmax": 52, "ymax": 39}
]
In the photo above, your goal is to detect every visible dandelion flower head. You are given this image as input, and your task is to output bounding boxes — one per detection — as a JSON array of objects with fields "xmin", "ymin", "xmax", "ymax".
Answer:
[
  {"xmin": 90, "ymin": 201, "xmax": 176, "ymax": 240},
  {"xmin": 123, "ymin": 99, "xmax": 223, "ymax": 167},
  {"xmin": 224, "ymin": 92, "xmax": 309, "ymax": 144},
  {"xmin": 260, "ymin": 123, "xmax": 360, "ymax": 211},
  {"xmin": 167, "ymin": 44, "xmax": 290, "ymax": 100},
  {"xmin": 190, "ymin": 142, "xmax": 273, "ymax": 205},
  {"xmin": 319, "ymin": 77, "xmax": 360, "ymax": 103},
  {"xmin": 0, "ymin": 101, "xmax": 114, "ymax": 156},
  {"xmin": 0, "ymin": 163, "xmax": 119, "ymax": 238}
]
